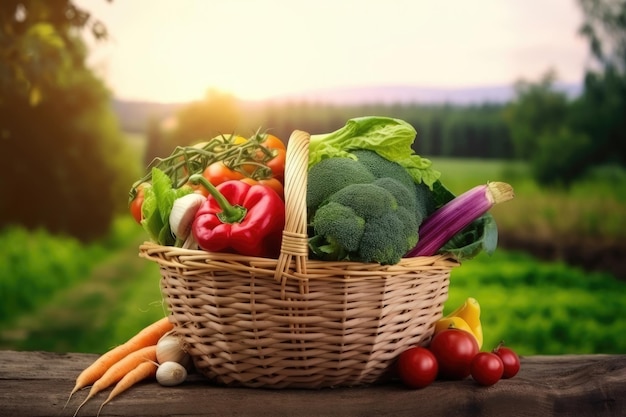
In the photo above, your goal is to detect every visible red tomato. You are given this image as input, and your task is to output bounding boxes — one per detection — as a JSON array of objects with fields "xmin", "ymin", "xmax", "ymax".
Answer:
[
  {"xmin": 396, "ymin": 347, "xmax": 438, "ymax": 389},
  {"xmin": 240, "ymin": 177, "xmax": 284, "ymax": 200},
  {"xmin": 264, "ymin": 147, "xmax": 286, "ymax": 181},
  {"xmin": 259, "ymin": 133, "xmax": 286, "ymax": 151},
  {"xmin": 493, "ymin": 343, "xmax": 521, "ymax": 379},
  {"xmin": 203, "ymin": 161, "xmax": 244, "ymax": 186},
  {"xmin": 129, "ymin": 183, "xmax": 150, "ymax": 224},
  {"xmin": 470, "ymin": 352, "xmax": 504, "ymax": 386},
  {"xmin": 429, "ymin": 329, "xmax": 479, "ymax": 380},
  {"xmin": 252, "ymin": 133, "xmax": 286, "ymax": 181}
]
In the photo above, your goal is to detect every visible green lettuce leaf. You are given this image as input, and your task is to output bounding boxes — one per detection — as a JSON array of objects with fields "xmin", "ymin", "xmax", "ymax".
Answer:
[
  {"xmin": 141, "ymin": 167, "xmax": 192, "ymax": 246},
  {"xmin": 308, "ymin": 116, "xmax": 440, "ymax": 188}
]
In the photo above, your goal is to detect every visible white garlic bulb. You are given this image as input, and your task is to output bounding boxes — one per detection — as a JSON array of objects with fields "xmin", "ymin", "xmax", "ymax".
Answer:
[
  {"xmin": 156, "ymin": 332, "xmax": 192, "ymax": 370},
  {"xmin": 156, "ymin": 361, "xmax": 188, "ymax": 386}
]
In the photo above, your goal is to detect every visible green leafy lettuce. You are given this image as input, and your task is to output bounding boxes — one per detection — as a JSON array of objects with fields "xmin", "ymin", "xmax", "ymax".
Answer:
[
  {"xmin": 141, "ymin": 167, "xmax": 192, "ymax": 246},
  {"xmin": 308, "ymin": 116, "xmax": 440, "ymax": 188}
]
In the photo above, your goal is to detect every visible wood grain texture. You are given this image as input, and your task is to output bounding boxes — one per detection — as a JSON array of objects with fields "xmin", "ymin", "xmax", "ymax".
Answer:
[{"xmin": 1, "ymin": 351, "xmax": 625, "ymax": 417}]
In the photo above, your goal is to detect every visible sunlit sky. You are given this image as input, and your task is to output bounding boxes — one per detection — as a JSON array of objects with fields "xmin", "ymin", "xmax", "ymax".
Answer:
[{"xmin": 77, "ymin": 0, "xmax": 589, "ymax": 103}]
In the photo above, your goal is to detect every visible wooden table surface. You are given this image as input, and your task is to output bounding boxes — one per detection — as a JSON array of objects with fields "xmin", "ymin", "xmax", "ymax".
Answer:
[{"xmin": 1, "ymin": 350, "xmax": 625, "ymax": 417}]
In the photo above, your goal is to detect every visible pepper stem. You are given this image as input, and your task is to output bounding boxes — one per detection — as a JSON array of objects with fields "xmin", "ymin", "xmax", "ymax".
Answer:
[{"xmin": 188, "ymin": 174, "xmax": 247, "ymax": 224}]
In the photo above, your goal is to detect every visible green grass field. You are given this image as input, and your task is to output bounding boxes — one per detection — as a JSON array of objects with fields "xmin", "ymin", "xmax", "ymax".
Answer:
[
  {"xmin": 431, "ymin": 157, "xmax": 626, "ymax": 241},
  {"xmin": 1, "ymin": 156, "xmax": 625, "ymax": 356}
]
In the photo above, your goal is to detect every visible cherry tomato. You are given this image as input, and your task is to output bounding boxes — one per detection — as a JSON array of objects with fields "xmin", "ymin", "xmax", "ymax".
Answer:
[
  {"xmin": 470, "ymin": 352, "xmax": 504, "ymax": 386},
  {"xmin": 264, "ymin": 147, "xmax": 286, "ymax": 181},
  {"xmin": 396, "ymin": 347, "xmax": 438, "ymax": 389},
  {"xmin": 240, "ymin": 177, "xmax": 284, "ymax": 200},
  {"xmin": 258, "ymin": 133, "xmax": 286, "ymax": 151},
  {"xmin": 129, "ymin": 183, "xmax": 150, "ymax": 224},
  {"xmin": 187, "ymin": 181, "xmax": 209, "ymax": 197},
  {"xmin": 253, "ymin": 133, "xmax": 286, "ymax": 181},
  {"xmin": 203, "ymin": 161, "xmax": 244, "ymax": 187},
  {"xmin": 493, "ymin": 343, "xmax": 521, "ymax": 379},
  {"xmin": 428, "ymin": 329, "xmax": 479, "ymax": 380}
]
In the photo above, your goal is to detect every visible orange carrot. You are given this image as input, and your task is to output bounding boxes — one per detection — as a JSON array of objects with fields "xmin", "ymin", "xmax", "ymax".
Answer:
[
  {"xmin": 67, "ymin": 317, "xmax": 172, "ymax": 402},
  {"xmin": 96, "ymin": 360, "xmax": 158, "ymax": 417},
  {"xmin": 73, "ymin": 345, "xmax": 157, "ymax": 417}
]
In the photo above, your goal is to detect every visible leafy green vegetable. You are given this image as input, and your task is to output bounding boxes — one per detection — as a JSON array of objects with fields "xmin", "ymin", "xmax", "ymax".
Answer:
[
  {"xmin": 141, "ymin": 168, "xmax": 192, "ymax": 245},
  {"xmin": 441, "ymin": 214, "xmax": 498, "ymax": 261},
  {"xmin": 308, "ymin": 116, "xmax": 440, "ymax": 188}
]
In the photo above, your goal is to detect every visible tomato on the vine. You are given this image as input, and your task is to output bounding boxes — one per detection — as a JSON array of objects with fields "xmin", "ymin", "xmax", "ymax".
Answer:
[
  {"xmin": 493, "ymin": 342, "xmax": 521, "ymax": 379},
  {"xmin": 257, "ymin": 133, "xmax": 286, "ymax": 152},
  {"xmin": 202, "ymin": 161, "xmax": 245, "ymax": 187},
  {"xmin": 253, "ymin": 133, "xmax": 286, "ymax": 181},
  {"xmin": 240, "ymin": 177, "xmax": 284, "ymax": 200},
  {"xmin": 470, "ymin": 352, "xmax": 504, "ymax": 386},
  {"xmin": 129, "ymin": 183, "xmax": 150, "ymax": 224},
  {"xmin": 396, "ymin": 347, "xmax": 438, "ymax": 389},
  {"xmin": 429, "ymin": 329, "xmax": 479, "ymax": 380},
  {"xmin": 264, "ymin": 147, "xmax": 286, "ymax": 181}
]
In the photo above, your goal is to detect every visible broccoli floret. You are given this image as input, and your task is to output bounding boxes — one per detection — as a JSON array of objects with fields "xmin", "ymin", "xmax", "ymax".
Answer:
[
  {"xmin": 328, "ymin": 183, "xmax": 397, "ymax": 218},
  {"xmin": 373, "ymin": 177, "xmax": 417, "ymax": 213},
  {"xmin": 414, "ymin": 181, "xmax": 438, "ymax": 220},
  {"xmin": 358, "ymin": 210, "xmax": 409, "ymax": 265},
  {"xmin": 351, "ymin": 149, "xmax": 416, "ymax": 192},
  {"xmin": 353, "ymin": 149, "xmax": 428, "ymax": 221},
  {"xmin": 309, "ymin": 183, "xmax": 419, "ymax": 265},
  {"xmin": 306, "ymin": 157, "xmax": 375, "ymax": 216},
  {"xmin": 310, "ymin": 202, "xmax": 365, "ymax": 260},
  {"xmin": 396, "ymin": 206, "xmax": 419, "ymax": 249}
]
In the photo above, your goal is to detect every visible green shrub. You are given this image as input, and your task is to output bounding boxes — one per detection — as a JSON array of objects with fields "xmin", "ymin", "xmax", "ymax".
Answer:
[
  {"xmin": 446, "ymin": 250, "xmax": 626, "ymax": 355},
  {"xmin": 0, "ymin": 217, "xmax": 141, "ymax": 324}
]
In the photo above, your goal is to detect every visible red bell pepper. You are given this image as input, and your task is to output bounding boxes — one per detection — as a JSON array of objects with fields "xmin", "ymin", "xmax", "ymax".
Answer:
[{"xmin": 189, "ymin": 174, "xmax": 285, "ymax": 258}]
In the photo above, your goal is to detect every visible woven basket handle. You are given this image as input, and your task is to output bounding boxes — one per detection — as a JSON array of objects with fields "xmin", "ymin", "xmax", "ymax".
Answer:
[{"xmin": 274, "ymin": 130, "xmax": 310, "ymax": 284}]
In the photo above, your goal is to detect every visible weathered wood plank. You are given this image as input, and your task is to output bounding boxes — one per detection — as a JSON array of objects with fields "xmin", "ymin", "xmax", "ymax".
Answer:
[{"xmin": 1, "ymin": 351, "xmax": 625, "ymax": 417}]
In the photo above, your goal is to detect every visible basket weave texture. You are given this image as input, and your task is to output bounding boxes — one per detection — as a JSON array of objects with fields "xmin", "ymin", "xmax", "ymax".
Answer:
[{"xmin": 139, "ymin": 130, "xmax": 458, "ymax": 389}]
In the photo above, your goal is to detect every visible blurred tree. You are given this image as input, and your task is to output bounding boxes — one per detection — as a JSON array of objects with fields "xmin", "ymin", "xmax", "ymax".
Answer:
[
  {"xmin": 504, "ymin": 70, "xmax": 570, "ymax": 161},
  {"xmin": 575, "ymin": 0, "xmax": 626, "ymax": 168},
  {"xmin": 170, "ymin": 89, "xmax": 240, "ymax": 147},
  {"xmin": 578, "ymin": 0, "xmax": 626, "ymax": 73},
  {"xmin": 143, "ymin": 116, "xmax": 168, "ymax": 168},
  {"xmin": 0, "ymin": 1, "xmax": 138, "ymax": 241},
  {"xmin": 569, "ymin": 67, "xmax": 626, "ymax": 167},
  {"xmin": 504, "ymin": 0, "xmax": 626, "ymax": 186}
]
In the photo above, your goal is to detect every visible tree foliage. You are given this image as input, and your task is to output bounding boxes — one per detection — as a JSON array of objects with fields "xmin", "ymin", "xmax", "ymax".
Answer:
[
  {"xmin": 0, "ymin": 1, "xmax": 138, "ymax": 241},
  {"xmin": 146, "ymin": 97, "xmax": 515, "ymax": 164},
  {"xmin": 578, "ymin": 0, "xmax": 626, "ymax": 73},
  {"xmin": 502, "ymin": 1, "xmax": 626, "ymax": 186}
]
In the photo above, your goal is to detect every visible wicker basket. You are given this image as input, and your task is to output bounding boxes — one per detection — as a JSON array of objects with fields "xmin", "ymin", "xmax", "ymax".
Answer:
[{"xmin": 139, "ymin": 130, "xmax": 459, "ymax": 389}]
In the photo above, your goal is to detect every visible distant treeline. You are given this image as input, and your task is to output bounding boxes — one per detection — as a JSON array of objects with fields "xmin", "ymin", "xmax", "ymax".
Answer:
[
  {"xmin": 127, "ymin": 96, "xmax": 515, "ymax": 164},
  {"xmin": 239, "ymin": 101, "xmax": 515, "ymax": 159}
]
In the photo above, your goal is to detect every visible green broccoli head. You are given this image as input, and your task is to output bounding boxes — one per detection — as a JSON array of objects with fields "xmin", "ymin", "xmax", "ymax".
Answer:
[
  {"xmin": 310, "ymin": 202, "xmax": 365, "ymax": 260},
  {"xmin": 357, "ymin": 210, "xmax": 410, "ymax": 265},
  {"xmin": 309, "ymin": 183, "xmax": 419, "ymax": 265},
  {"xmin": 306, "ymin": 157, "xmax": 375, "ymax": 216},
  {"xmin": 414, "ymin": 181, "xmax": 438, "ymax": 220},
  {"xmin": 351, "ymin": 149, "xmax": 416, "ymax": 192},
  {"xmin": 372, "ymin": 177, "xmax": 417, "ymax": 214},
  {"xmin": 327, "ymin": 183, "xmax": 397, "ymax": 219}
]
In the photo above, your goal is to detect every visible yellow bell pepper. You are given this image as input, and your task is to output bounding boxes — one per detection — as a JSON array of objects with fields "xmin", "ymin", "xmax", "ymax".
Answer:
[{"xmin": 436, "ymin": 297, "xmax": 483, "ymax": 349}]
